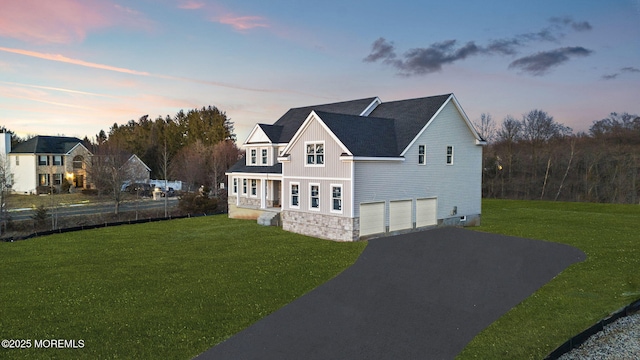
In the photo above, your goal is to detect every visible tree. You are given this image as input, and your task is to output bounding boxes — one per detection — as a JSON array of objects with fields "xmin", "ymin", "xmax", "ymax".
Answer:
[
  {"xmin": 211, "ymin": 140, "xmax": 241, "ymax": 193},
  {"xmin": 0, "ymin": 154, "xmax": 12, "ymax": 234},
  {"xmin": 474, "ymin": 113, "xmax": 496, "ymax": 143},
  {"xmin": 88, "ymin": 143, "xmax": 134, "ymax": 215}
]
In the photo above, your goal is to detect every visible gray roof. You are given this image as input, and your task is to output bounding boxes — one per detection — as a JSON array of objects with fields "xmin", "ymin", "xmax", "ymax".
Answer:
[
  {"xmin": 10, "ymin": 136, "xmax": 86, "ymax": 154},
  {"xmin": 227, "ymin": 157, "xmax": 282, "ymax": 174},
  {"xmin": 257, "ymin": 124, "xmax": 283, "ymax": 143},
  {"xmin": 269, "ymin": 97, "xmax": 378, "ymax": 143},
  {"xmin": 314, "ymin": 111, "xmax": 398, "ymax": 157},
  {"xmin": 369, "ymin": 94, "xmax": 452, "ymax": 152}
]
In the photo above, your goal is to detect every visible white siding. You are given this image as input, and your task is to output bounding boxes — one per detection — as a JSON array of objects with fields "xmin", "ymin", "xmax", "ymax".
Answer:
[
  {"xmin": 10, "ymin": 154, "xmax": 37, "ymax": 193},
  {"xmin": 354, "ymin": 100, "xmax": 482, "ymax": 223}
]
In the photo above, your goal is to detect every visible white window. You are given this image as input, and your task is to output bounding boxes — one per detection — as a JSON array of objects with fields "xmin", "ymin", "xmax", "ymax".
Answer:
[
  {"xmin": 250, "ymin": 149, "xmax": 257, "ymax": 165},
  {"xmin": 290, "ymin": 183, "xmax": 299, "ymax": 208},
  {"xmin": 250, "ymin": 179, "xmax": 257, "ymax": 196},
  {"xmin": 53, "ymin": 155, "xmax": 63, "ymax": 166},
  {"xmin": 261, "ymin": 149, "xmax": 268, "ymax": 165},
  {"xmin": 331, "ymin": 185, "xmax": 342, "ymax": 213},
  {"xmin": 418, "ymin": 145, "xmax": 426, "ymax": 165},
  {"xmin": 305, "ymin": 142, "xmax": 324, "ymax": 166},
  {"xmin": 310, "ymin": 184, "xmax": 320, "ymax": 210},
  {"xmin": 38, "ymin": 155, "xmax": 49, "ymax": 166},
  {"xmin": 39, "ymin": 174, "xmax": 50, "ymax": 186},
  {"xmin": 446, "ymin": 146, "xmax": 454, "ymax": 165},
  {"xmin": 15, "ymin": 156, "xmax": 19, "ymax": 166},
  {"xmin": 232, "ymin": 178, "xmax": 238, "ymax": 194},
  {"xmin": 242, "ymin": 179, "xmax": 247, "ymax": 195},
  {"xmin": 53, "ymin": 173, "xmax": 63, "ymax": 185}
]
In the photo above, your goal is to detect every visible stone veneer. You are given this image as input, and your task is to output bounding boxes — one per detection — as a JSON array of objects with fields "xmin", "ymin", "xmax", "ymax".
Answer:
[{"xmin": 282, "ymin": 210, "xmax": 359, "ymax": 242}]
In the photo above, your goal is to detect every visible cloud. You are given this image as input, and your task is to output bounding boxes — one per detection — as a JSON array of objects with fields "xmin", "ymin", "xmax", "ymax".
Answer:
[
  {"xmin": 508, "ymin": 47, "xmax": 593, "ymax": 76},
  {"xmin": 365, "ymin": 16, "xmax": 593, "ymax": 76},
  {"xmin": 602, "ymin": 66, "xmax": 640, "ymax": 80},
  {"xmin": 214, "ymin": 15, "xmax": 269, "ymax": 31},
  {"xmin": 178, "ymin": 1, "xmax": 205, "ymax": 10}
]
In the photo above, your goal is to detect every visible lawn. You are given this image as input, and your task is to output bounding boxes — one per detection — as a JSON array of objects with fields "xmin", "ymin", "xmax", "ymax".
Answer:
[
  {"xmin": 0, "ymin": 216, "xmax": 367, "ymax": 359},
  {"xmin": 458, "ymin": 199, "xmax": 640, "ymax": 359}
]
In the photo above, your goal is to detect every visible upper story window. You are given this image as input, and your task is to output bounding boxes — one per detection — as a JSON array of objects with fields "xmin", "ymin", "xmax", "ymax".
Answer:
[
  {"xmin": 305, "ymin": 142, "xmax": 324, "ymax": 166},
  {"xmin": 446, "ymin": 146, "xmax": 454, "ymax": 165},
  {"xmin": 250, "ymin": 149, "xmax": 257, "ymax": 165},
  {"xmin": 418, "ymin": 145, "xmax": 426, "ymax": 165},
  {"xmin": 38, "ymin": 155, "xmax": 49, "ymax": 166},
  {"xmin": 53, "ymin": 155, "xmax": 63, "ymax": 166},
  {"xmin": 73, "ymin": 155, "xmax": 84, "ymax": 169},
  {"xmin": 261, "ymin": 149, "xmax": 268, "ymax": 165}
]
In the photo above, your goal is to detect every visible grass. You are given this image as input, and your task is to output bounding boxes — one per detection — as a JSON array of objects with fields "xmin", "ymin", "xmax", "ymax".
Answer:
[
  {"xmin": 6, "ymin": 193, "xmax": 110, "ymax": 209},
  {"xmin": 458, "ymin": 199, "xmax": 640, "ymax": 359},
  {"xmin": 0, "ymin": 215, "xmax": 367, "ymax": 359}
]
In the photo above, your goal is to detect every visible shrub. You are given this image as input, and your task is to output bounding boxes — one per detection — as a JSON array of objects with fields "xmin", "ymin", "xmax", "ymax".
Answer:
[{"xmin": 178, "ymin": 192, "xmax": 218, "ymax": 214}]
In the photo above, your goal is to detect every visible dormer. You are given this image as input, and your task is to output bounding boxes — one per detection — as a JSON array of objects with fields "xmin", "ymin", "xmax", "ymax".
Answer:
[{"xmin": 243, "ymin": 124, "xmax": 286, "ymax": 166}]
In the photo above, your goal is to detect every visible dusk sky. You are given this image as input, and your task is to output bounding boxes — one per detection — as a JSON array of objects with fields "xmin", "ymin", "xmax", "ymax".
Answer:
[{"xmin": 1, "ymin": 0, "xmax": 639, "ymax": 142}]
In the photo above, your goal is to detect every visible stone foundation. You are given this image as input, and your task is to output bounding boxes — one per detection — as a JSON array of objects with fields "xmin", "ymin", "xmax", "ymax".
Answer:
[{"xmin": 282, "ymin": 211, "xmax": 359, "ymax": 242}]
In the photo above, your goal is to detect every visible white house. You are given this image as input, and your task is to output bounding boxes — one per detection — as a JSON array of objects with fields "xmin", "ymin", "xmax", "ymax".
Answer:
[
  {"xmin": 3, "ymin": 135, "xmax": 92, "ymax": 194},
  {"xmin": 226, "ymin": 93, "xmax": 486, "ymax": 241}
]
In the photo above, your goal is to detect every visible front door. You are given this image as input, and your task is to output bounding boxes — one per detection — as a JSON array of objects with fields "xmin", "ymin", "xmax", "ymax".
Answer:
[{"xmin": 74, "ymin": 174, "xmax": 84, "ymax": 188}]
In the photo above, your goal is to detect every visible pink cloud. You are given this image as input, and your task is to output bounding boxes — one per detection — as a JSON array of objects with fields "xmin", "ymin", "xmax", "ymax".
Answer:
[
  {"xmin": 0, "ymin": 0, "xmax": 153, "ymax": 44},
  {"xmin": 178, "ymin": 1, "xmax": 206, "ymax": 10},
  {"xmin": 215, "ymin": 15, "xmax": 269, "ymax": 31}
]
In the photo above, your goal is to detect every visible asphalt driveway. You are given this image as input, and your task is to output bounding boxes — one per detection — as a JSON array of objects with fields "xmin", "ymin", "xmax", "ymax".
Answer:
[{"xmin": 195, "ymin": 227, "xmax": 585, "ymax": 360}]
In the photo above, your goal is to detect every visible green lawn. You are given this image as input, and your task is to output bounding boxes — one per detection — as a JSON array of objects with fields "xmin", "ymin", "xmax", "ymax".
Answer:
[
  {"xmin": 458, "ymin": 199, "xmax": 640, "ymax": 359},
  {"xmin": 2, "ymin": 201, "xmax": 638, "ymax": 359},
  {"xmin": 0, "ymin": 216, "xmax": 366, "ymax": 359}
]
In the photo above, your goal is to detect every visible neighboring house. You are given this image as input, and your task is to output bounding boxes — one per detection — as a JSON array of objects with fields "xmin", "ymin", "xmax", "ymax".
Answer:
[
  {"xmin": 5, "ymin": 135, "xmax": 92, "ymax": 194},
  {"xmin": 123, "ymin": 154, "xmax": 151, "ymax": 183},
  {"xmin": 226, "ymin": 93, "xmax": 486, "ymax": 241}
]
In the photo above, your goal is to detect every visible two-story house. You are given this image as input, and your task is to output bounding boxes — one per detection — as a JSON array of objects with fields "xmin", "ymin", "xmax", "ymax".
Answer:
[
  {"xmin": 7, "ymin": 135, "xmax": 92, "ymax": 194},
  {"xmin": 227, "ymin": 93, "xmax": 485, "ymax": 241}
]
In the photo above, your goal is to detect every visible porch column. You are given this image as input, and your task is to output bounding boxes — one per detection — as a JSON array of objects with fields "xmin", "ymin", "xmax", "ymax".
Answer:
[{"xmin": 260, "ymin": 179, "xmax": 267, "ymax": 209}]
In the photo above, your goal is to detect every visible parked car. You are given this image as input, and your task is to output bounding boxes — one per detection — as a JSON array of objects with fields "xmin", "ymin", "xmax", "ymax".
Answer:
[
  {"xmin": 125, "ymin": 183, "xmax": 152, "ymax": 196},
  {"xmin": 154, "ymin": 187, "xmax": 175, "ymax": 197}
]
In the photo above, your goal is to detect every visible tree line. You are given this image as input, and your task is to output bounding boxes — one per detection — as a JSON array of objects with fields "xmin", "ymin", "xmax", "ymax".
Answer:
[{"xmin": 477, "ymin": 111, "xmax": 640, "ymax": 204}]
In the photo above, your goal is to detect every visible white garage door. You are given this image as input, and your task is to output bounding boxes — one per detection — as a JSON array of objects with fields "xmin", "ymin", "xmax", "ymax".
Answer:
[
  {"xmin": 389, "ymin": 200, "xmax": 412, "ymax": 232},
  {"xmin": 359, "ymin": 202, "xmax": 385, "ymax": 236},
  {"xmin": 416, "ymin": 198, "xmax": 437, "ymax": 228}
]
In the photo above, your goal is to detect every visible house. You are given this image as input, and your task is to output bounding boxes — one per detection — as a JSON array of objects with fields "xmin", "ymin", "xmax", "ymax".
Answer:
[
  {"xmin": 123, "ymin": 154, "xmax": 151, "ymax": 184},
  {"xmin": 226, "ymin": 93, "xmax": 486, "ymax": 241},
  {"xmin": 3, "ymin": 134, "xmax": 92, "ymax": 194}
]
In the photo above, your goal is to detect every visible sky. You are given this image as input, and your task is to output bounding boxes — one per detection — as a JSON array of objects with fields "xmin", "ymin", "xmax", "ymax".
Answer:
[{"xmin": 1, "ymin": 0, "xmax": 639, "ymax": 143}]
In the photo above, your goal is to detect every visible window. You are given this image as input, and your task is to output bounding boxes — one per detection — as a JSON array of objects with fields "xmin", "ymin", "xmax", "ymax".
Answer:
[
  {"xmin": 446, "ymin": 146, "xmax": 454, "ymax": 165},
  {"xmin": 290, "ymin": 183, "xmax": 299, "ymax": 208},
  {"xmin": 232, "ymin": 178, "xmax": 238, "ymax": 194},
  {"xmin": 242, "ymin": 179, "xmax": 247, "ymax": 194},
  {"xmin": 305, "ymin": 142, "xmax": 324, "ymax": 166},
  {"xmin": 331, "ymin": 185, "xmax": 342, "ymax": 213},
  {"xmin": 73, "ymin": 155, "xmax": 83, "ymax": 169},
  {"xmin": 261, "ymin": 149, "xmax": 268, "ymax": 165},
  {"xmin": 310, "ymin": 184, "xmax": 319, "ymax": 210},
  {"xmin": 250, "ymin": 179, "xmax": 257, "ymax": 196},
  {"xmin": 15, "ymin": 156, "xmax": 19, "ymax": 166},
  {"xmin": 53, "ymin": 173, "xmax": 62, "ymax": 185},
  {"xmin": 250, "ymin": 149, "xmax": 257, "ymax": 164},
  {"xmin": 39, "ymin": 174, "xmax": 50, "ymax": 186},
  {"xmin": 53, "ymin": 155, "xmax": 63, "ymax": 166},
  {"xmin": 418, "ymin": 145, "xmax": 426, "ymax": 165},
  {"xmin": 38, "ymin": 155, "xmax": 49, "ymax": 166}
]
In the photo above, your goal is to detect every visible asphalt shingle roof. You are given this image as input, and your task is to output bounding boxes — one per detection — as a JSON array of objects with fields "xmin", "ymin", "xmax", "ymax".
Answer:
[
  {"xmin": 10, "ymin": 136, "xmax": 85, "ymax": 154},
  {"xmin": 227, "ymin": 156, "xmax": 282, "ymax": 174}
]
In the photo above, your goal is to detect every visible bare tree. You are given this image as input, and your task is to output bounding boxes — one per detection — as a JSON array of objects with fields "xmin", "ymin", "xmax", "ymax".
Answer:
[
  {"xmin": 0, "ymin": 154, "xmax": 12, "ymax": 234},
  {"xmin": 88, "ymin": 143, "xmax": 132, "ymax": 215},
  {"xmin": 474, "ymin": 113, "xmax": 496, "ymax": 143}
]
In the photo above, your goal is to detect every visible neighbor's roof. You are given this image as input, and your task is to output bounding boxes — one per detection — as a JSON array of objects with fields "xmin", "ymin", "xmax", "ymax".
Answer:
[{"xmin": 10, "ymin": 136, "xmax": 87, "ymax": 154}]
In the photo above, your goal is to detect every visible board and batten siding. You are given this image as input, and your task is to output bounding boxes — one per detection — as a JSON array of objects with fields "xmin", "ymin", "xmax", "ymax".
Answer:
[
  {"xmin": 353, "ymin": 100, "xmax": 482, "ymax": 224},
  {"xmin": 282, "ymin": 116, "xmax": 352, "ymax": 217}
]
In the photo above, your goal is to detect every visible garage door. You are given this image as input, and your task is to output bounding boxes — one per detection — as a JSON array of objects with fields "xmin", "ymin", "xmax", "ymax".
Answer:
[
  {"xmin": 359, "ymin": 202, "xmax": 385, "ymax": 236},
  {"xmin": 389, "ymin": 200, "xmax": 412, "ymax": 232},
  {"xmin": 416, "ymin": 198, "xmax": 437, "ymax": 228}
]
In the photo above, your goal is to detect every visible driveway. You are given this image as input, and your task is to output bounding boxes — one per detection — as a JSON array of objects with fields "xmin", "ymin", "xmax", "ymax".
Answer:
[{"xmin": 195, "ymin": 227, "xmax": 585, "ymax": 360}]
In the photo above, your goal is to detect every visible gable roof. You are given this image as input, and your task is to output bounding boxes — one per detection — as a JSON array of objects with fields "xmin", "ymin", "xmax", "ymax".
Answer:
[
  {"xmin": 368, "ymin": 93, "xmax": 452, "ymax": 153},
  {"xmin": 314, "ymin": 111, "xmax": 398, "ymax": 157},
  {"xmin": 270, "ymin": 97, "xmax": 378, "ymax": 144},
  {"xmin": 10, "ymin": 136, "xmax": 89, "ymax": 155}
]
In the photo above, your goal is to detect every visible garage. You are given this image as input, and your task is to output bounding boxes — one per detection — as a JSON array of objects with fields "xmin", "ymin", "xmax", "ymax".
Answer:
[
  {"xmin": 359, "ymin": 202, "xmax": 385, "ymax": 236},
  {"xmin": 416, "ymin": 198, "xmax": 437, "ymax": 228},
  {"xmin": 389, "ymin": 199, "xmax": 412, "ymax": 232}
]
